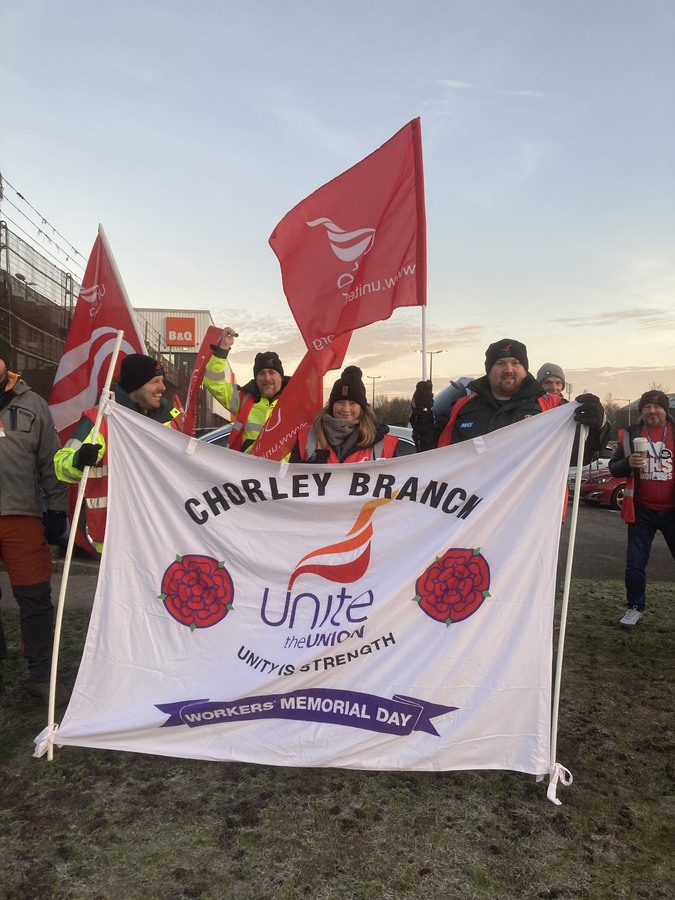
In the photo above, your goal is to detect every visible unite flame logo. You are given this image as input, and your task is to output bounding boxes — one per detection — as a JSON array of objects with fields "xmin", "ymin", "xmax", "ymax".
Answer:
[
  {"xmin": 307, "ymin": 218, "xmax": 376, "ymax": 291},
  {"xmin": 79, "ymin": 282, "xmax": 106, "ymax": 319},
  {"xmin": 263, "ymin": 405, "xmax": 283, "ymax": 433},
  {"xmin": 288, "ymin": 495, "xmax": 395, "ymax": 590},
  {"xmin": 307, "ymin": 218, "xmax": 376, "ymax": 262}
]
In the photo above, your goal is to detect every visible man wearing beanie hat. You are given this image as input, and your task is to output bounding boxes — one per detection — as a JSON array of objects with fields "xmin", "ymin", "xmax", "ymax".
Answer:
[
  {"xmin": 411, "ymin": 337, "xmax": 607, "ymax": 460},
  {"xmin": 54, "ymin": 353, "xmax": 181, "ymax": 551},
  {"xmin": 536, "ymin": 363, "xmax": 566, "ymax": 396},
  {"xmin": 203, "ymin": 327, "xmax": 290, "ymax": 453},
  {"xmin": 290, "ymin": 366, "xmax": 399, "ymax": 463},
  {"xmin": 118, "ymin": 353, "xmax": 165, "ymax": 396},
  {"xmin": 609, "ymin": 389, "xmax": 674, "ymax": 628}
]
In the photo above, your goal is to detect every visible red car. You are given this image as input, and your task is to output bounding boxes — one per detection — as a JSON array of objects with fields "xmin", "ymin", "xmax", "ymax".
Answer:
[{"xmin": 569, "ymin": 466, "xmax": 626, "ymax": 510}]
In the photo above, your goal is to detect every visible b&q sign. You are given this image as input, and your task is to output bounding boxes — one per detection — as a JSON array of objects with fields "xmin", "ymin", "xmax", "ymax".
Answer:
[{"xmin": 166, "ymin": 317, "xmax": 196, "ymax": 347}]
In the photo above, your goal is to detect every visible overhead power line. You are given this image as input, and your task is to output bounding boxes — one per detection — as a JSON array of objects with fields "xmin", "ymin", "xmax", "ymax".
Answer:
[
  {"xmin": 1, "ymin": 210, "xmax": 85, "ymax": 274},
  {"xmin": 0, "ymin": 172, "xmax": 86, "ymax": 274}
]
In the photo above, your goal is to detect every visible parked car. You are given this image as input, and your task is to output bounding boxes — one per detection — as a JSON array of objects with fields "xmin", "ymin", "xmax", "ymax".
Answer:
[
  {"xmin": 198, "ymin": 423, "xmax": 233, "ymax": 448},
  {"xmin": 567, "ymin": 446, "xmax": 614, "ymax": 483},
  {"xmin": 568, "ymin": 466, "xmax": 626, "ymax": 510},
  {"xmin": 198, "ymin": 423, "xmax": 417, "ymax": 454}
]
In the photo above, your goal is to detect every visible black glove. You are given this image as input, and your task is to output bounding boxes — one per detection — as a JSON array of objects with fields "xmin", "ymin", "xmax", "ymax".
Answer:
[
  {"xmin": 73, "ymin": 443, "xmax": 102, "ymax": 470},
  {"xmin": 573, "ymin": 393, "xmax": 605, "ymax": 429},
  {"xmin": 43, "ymin": 510, "xmax": 68, "ymax": 543},
  {"xmin": 412, "ymin": 380, "xmax": 434, "ymax": 411}
]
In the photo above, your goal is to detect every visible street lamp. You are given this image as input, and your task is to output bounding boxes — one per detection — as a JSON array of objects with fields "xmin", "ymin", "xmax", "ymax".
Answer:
[
  {"xmin": 365, "ymin": 375, "xmax": 383, "ymax": 407},
  {"xmin": 417, "ymin": 349, "xmax": 447, "ymax": 382}
]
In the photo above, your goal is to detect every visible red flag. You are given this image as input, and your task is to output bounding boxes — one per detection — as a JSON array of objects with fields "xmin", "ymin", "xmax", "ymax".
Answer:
[
  {"xmin": 269, "ymin": 118, "xmax": 426, "ymax": 375},
  {"xmin": 182, "ymin": 325, "xmax": 226, "ymax": 437},
  {"xmin": 250, "ymin": 352, "xmax": 323, "ymax": 460},
  {"xmin": 250, "ymin": 333, "xmax": 351, "ymax": 461},
  {"xmin": 49, "ymin": 225, "xmax": 146, "ymax": 442}
]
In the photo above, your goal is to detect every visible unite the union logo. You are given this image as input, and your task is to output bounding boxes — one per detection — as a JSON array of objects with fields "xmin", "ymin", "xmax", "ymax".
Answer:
[
  {"xmin": 79, "ymin": 282, "xmax": 106, "ymax": 319},
  {"xmin": 307, "ymin": 217, "xmax": 375, "ymax": 290}
]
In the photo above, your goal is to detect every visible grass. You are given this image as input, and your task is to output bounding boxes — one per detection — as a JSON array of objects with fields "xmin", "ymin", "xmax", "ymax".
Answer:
[{"xmin": 1, "ymin": 580, "xmax": 673, "ymax": 900}]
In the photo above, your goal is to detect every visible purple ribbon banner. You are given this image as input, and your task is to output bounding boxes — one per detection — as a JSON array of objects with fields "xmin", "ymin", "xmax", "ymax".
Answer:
[{"xmin": 157, "ymin": 688, "xmax": 457, "ymax": 737}]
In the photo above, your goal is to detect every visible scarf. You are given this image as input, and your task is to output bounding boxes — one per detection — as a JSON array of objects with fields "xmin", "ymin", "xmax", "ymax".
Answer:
[{"xmin": 322, "ymin": 415, "xmax": 361, "ymax": 461}]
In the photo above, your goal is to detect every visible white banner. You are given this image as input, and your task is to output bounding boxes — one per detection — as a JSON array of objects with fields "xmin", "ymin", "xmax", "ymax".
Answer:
[{"xmin": 46, "ymin": 401, "xmax": 576, "ymax": 775}]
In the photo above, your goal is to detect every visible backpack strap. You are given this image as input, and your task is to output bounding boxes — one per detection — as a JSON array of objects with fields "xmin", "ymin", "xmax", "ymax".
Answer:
[{"xmin": 437, "ymin": 392, "xmax": 476, "ymax": 447}]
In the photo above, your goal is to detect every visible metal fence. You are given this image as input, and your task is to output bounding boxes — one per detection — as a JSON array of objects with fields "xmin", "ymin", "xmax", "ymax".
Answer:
[
  {"xmin": 0, "ymin": 220, "xmax": 78, "ymax": 310},
  {"xmin": 0, "ymin": 221, "xmax": 187, "ymax": 401}
]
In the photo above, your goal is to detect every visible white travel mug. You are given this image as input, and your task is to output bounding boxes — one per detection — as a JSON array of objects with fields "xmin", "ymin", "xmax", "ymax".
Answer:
[{"xmin": 633, "ymin": 437, "xmax": 649, "ymax": 462}]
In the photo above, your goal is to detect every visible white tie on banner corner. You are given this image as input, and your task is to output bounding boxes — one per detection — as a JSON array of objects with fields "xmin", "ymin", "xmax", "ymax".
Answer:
[{"xmin": 41, "ymin": 400, "xmax": 576, "ymax": 775}]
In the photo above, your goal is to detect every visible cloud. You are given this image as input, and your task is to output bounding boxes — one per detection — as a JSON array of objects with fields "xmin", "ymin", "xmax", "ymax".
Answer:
[
  {"xmin": 208, "ymin": 306, "xmax": 305, "ymax": 360},
  {"xmin": 552, "ymin": 308, "xmax": 675, "ymax": 330},
  {"xmin": 436, "ymin": 79, "xmax": 474, "ymax": 90},
  {"xmin": 562, "ymin": 366, "xmax": 674, "ymax": 400},
  {"xmin": 514, "ymin": 141, "xmax": 548, "ymax": 179},
  {"xmin": 263, "ymin": 87, "xmax": 361, "ymax": 160},
  {"xmin": 346, "ymin": 320, "xmax": 486, "ymax": 369},
  {"xmin": 94, "ymin": 53, "xmax": 162, "ymax": 86},
  {"xmin": 507, "ymin": 89, "xmax": 549, "ymax": 98}
]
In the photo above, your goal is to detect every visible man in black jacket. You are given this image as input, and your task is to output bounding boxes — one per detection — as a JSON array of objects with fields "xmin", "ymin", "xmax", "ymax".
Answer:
[{"xmin": 411, "ymin": 338, "xmax": 606, "ymax": 459}]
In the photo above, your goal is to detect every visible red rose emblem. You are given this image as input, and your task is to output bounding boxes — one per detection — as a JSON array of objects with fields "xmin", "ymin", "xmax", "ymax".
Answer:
[
  {"xmin": 160, "ymin": 554, "xmax": 234, "ymax": 630},
  {"xmin": 413, "ymin": 547, "xmax": 490, "ymax": 626}
]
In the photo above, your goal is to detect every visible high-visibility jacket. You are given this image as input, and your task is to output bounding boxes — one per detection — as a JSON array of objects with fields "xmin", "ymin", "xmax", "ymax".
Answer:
[
  {"xmin": 614, "ymin": 427, "xmax": 639, "ymax": 523},
  {"xmin": 54, "ymin": 386, "xmax": 180, "ymax": 549},
  {"xmin": 203, "ymin": 348, "xmax": 289, "ymax": 453},
  {"xmin": 294, "ymin": 427, "xmax": 399, "ymax": 464}
]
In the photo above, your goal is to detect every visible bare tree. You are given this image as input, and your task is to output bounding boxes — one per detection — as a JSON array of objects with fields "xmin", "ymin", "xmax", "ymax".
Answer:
[
  {"xmin": 374, "ymin": 396, "xmax": 411, "ymax": 426},
  {"xmin": 603, "ymin": 393, "xmax": 621, "ymax": 423}
]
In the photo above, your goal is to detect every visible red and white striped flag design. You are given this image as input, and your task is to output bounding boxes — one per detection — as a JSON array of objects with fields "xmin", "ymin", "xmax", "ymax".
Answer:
[{"xmin": 49, "ymin": 225, "xmax": 146, "ymax": 442}]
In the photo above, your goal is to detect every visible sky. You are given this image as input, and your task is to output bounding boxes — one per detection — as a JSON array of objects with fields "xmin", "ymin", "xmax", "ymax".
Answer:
[{"xmin": 1, "ymin": 0, "xmax": 673, "ymax": 404}]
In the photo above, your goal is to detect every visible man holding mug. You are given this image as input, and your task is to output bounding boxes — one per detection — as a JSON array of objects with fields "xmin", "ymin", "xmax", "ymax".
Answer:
[{"xmin": 609, "ymin": 390, "xmax": 674, "ymax": 627}]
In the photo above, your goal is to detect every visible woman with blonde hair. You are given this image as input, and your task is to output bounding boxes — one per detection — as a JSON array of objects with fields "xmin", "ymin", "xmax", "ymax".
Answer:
[{"xmin": 291, "ymin": 366, "xmax": 399, "ymax": 463}]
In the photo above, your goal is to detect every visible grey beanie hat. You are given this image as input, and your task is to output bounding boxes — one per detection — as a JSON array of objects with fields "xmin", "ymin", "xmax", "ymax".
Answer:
[{"xmin": 536, "ymin": 362, "xmax": 565, "ymax": 388}]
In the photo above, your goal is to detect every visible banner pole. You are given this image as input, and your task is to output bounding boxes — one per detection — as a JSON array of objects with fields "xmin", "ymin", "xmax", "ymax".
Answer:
[
  {"xmin": 46, "ymin": 329, "xmax": 125, "ymax": 759},
  {"xmin": 549, "ymin": 423, "xmax": 588, "ymax": 780}
]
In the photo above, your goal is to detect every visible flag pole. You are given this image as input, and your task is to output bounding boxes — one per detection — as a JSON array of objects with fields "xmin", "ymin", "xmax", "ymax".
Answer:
[
  {"xmin": 420, "ymin": 306, "xmax": 428, "ymax": 381},
  {"xmin": 548, "ymin": 422, "xmax": 588, "ymax": 800},
  {"xmin": 97, "ymin": 225, "xmax": 146, "ymax": 353},
  {"xmin": 46, "ymin": 329, "xmax": 125, "ymax": 760}
]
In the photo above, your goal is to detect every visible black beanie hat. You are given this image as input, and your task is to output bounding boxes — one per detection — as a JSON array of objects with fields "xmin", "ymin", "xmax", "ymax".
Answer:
[
  {"xmin": 119, "ymin": 354, "xmax": 164, "ymax": 393},
  {"xmin": 328, "ymin": 366, "xmax": 368, "ymax": 409},
  {"xmin": 253, "ymin": 351, "xmax": 284, "ymax": 377},
  {"xmin": 638, "ymin": 390, "xmax": 670, "ymax": 413},
  {"xmin": 485, "ymin": 339, "xmax": 529, "ymax": 373}
]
